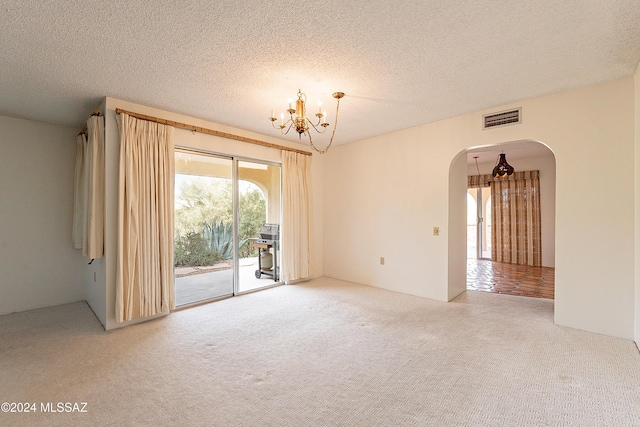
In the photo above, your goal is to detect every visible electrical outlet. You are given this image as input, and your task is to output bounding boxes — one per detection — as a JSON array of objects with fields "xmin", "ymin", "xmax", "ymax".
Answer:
[
  {"xmin": 433, "ymin": 227, "xmax": 440, "ymax": 236},
  {"xmin": 380, "ymin": 257, "xmax": 385, "ymax": 265}
]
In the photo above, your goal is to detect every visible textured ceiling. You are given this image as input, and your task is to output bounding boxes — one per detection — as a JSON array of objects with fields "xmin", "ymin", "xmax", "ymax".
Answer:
[
  {"xmin": 466, "ymin": 140, "xmax": 553, "ymax": 167},
  {"xmin": 1, "ymin": 1, "xmax": 639, "ymax": 147}
]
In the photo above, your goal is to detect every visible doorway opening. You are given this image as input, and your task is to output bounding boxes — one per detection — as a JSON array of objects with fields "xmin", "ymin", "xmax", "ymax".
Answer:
[
  {"xmin": 466, "ymin": 187, "xmax": 491, "ymax": 259},
  {"xmin": 456, "ymin": 141, "xmax": 556, "ymax": 301},
  {"xmin": 173, "ymin": 149, "xmax": 282, "ymax": 307}
]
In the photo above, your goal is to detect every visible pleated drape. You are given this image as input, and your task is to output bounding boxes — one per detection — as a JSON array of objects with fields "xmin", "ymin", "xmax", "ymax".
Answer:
[
  {"xmin": 491, "ymin": 170, "xmax": 541, "ymax": 266},
  {"xmin": 84, "ymin": 116, "xmax": 105, "ymax": 258},
  {"xmin": 72, "ymin": 133, "xmax": 87, "ymax": 250},
  {"xmin": 281, "ymin": 151, "xmax": 312, "ymax": 283},
  {"xmin": 115, "ymin": 114, "xmax": 175, "ymax": 323},
  {"xmin": 71, "ymin": 115, "xmax": 104, "ymax": 258}
]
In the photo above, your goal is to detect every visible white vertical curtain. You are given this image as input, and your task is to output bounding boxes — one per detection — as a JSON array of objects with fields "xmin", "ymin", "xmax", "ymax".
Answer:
[
  {"xmin": 281, "ymin": 151, "xmax": 312, "ymax": 283},
  {"xmin": 491, "ymin": 170, "xmax": 542, "ymax": 266},
  {"xmin": 72, "ymin": 133, "xmax": 87, "ymax": 250},
  {"xmin": 72, "ymin": 115, "xmax": 104, "ymax": 258},
  {"xmin": 116, "ymin": 114, "xmax": 175, "ymax": 323}
]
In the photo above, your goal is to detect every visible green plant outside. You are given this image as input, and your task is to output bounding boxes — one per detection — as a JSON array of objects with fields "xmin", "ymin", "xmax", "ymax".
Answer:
[
  {"xmin": 174, "ymin": 178, "xmax": 266, "ymax": 267},
  {"xmin": 203, "ymin": 221, "xmax": 248, "ymax": 260},
  {"xmin": 174, "ymin": 231, "xmax": 218, "ymax": 267}
]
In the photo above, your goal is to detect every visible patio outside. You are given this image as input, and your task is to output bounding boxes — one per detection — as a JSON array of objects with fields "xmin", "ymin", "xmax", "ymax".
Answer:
[
  {"xmin": 175, "ymin": 257, "xmax": 279, "ymax": 306},
  {"xmin": 174, "ymin": 153, "xmax": 281, "ymax": 307}
]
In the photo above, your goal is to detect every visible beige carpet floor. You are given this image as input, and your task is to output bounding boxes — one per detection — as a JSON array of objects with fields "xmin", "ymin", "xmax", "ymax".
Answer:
[{"xmin": 1, "ymin": 277, "xmax": 639, "ymax": 426}]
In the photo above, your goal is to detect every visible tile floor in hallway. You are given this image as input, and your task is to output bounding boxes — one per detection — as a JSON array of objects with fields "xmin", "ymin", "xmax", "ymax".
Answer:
[{"xmin": 466, "ymin": 258, "xmax": 555, "ymax": 299}]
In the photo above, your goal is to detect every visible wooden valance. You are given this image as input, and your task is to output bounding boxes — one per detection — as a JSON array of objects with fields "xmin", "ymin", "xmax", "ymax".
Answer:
[
  {"xmin": 115, "ymin": 108, "xmax": 312, "ymax": 156},
  {"xmin": 468, "ymin": 170, "xmax": 540, "ymax": 188}
]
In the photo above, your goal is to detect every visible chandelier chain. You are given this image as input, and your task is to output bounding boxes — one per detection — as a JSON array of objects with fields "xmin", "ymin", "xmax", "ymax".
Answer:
[
  {"xmin": 308, "ymin": 96, "xmax": 341, "ymax": 154},
  {"xmin": 269, "ymin": 89, "xmax": 344, "ymax": 154}
]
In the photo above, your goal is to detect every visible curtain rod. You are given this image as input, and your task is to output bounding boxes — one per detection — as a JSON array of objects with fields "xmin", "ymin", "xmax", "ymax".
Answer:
[
  {"xmin": 77, "ymin": 108, "xmax": 101, "ymax": 136},
  {"xmin": 114, "ymin": 108, "xmax": 312, "ymax": 156}
]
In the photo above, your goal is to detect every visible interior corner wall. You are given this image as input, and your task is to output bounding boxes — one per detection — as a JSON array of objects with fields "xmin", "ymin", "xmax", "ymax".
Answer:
[
  {"xmin": 310, "ymin": 153, "xmax": 324, "ymax": 278},
  {"xmin": 100, "ymin": 97, "xmax": 323, "ymax": 330},
  {"xmin": 0, "ymin": 116, "xmax": 85, "ymax": 315},
  {"xmin": 448, "ymin": 152, "xmax": 468, "ymax": 301},
  {"xmin": 323, "ymin": 76, "xmax": 636, "ymax": 340},
  {"xmin": 82, "ymin": 98, "xmax": 108, "ymax": 328}
]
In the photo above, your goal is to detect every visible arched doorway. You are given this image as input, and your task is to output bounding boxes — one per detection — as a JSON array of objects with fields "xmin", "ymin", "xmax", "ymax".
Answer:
[{"xmin": 448, "ymin": 140, "xmax": 556, "ymax": 301}]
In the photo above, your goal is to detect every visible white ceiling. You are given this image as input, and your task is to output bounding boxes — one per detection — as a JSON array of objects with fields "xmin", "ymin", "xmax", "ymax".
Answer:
[
  {"xmin": 465, "ymin": 140, "xmax": 553, "ymax": 166},
  {"xmin": 1, "ymin": 1, "xmax": 639, "ymax": 149}
]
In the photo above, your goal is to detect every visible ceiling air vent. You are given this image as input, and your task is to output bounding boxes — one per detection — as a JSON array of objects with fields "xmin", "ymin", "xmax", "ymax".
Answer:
[{"xmin": 483, "ymin": 108, "xmax": 521, "ymax": 130}]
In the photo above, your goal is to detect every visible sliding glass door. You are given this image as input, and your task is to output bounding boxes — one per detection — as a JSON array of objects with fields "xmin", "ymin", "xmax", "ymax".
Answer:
[
  {"xmin": 467, "ymin": 187, "xmax": 492, "ymax": 259},
  {"xmin": 237, "ymin": 160, "xmax": 281, "ymax": 293},
  {"xmin": 173, "ymin": 150, "xmax": 282, "ymax": 306},
  {"xmin": 174, "ymin": 152, "xmax": 235, "ymax": 306}
]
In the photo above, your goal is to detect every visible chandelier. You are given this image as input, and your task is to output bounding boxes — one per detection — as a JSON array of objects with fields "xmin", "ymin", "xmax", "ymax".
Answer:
[
  {"xmin": 492, "ymin": 153, "xmax": 515, "ymax": 178},
  {"xmin": 269, "ymin": 89, "xmax": 345, "ymax": 154}
]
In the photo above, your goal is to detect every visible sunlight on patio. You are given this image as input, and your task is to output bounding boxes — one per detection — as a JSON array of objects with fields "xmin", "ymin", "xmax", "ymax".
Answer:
[{"xmin": 175, "ymin": 257, "xmax": 280, "ymax": 306}]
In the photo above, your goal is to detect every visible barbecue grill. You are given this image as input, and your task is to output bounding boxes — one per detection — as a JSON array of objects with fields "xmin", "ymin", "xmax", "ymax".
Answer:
[{"xmin": 249, "ymin": 223, "xmax": 279, "ymax": 281}]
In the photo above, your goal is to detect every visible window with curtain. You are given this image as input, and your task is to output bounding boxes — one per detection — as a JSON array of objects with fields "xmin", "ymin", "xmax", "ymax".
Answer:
[
  {"xmin": 281, "ymin": 150, "xmax": 312, "ymax": 283},
  {"xmin": 115, "ymin": 113, "xmax": 175, "ymax": 323},
  {"xmin": 72, "ymin": 115, "xmax": 104, "ymax": 259},
  {"xmin": 491, "ymin": 170, "xmax": 541, "ymax": 266}
]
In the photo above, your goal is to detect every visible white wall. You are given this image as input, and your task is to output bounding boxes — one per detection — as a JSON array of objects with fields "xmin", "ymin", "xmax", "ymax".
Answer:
[
  {"xmin": 467, "ymin": 152, "xmax": 556, "ymax": 267},
  {"xmin": 323, "ymin": 77, "xmax": 635, "ymax": 339},
  {"xmin": 83, "ymin": 100, "xmax": 107, "ymax": 327},
  {"xmin": 448, "ymin": 152, "xmax": 468, "ymax": 301},
  {"xmin": 635, "ymin": 63, "xmax": 640, "ymax": 343},
  {"xmin": 0, "ymin": 116, "xmax": 85, "ymax": 315},
  {"xmin": 97, "ymin": 98, "xmax": 324, "ymax": 330}
]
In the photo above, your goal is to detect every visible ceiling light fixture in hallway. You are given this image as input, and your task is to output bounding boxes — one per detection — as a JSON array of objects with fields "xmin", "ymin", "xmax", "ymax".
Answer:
[{"xmin": 492, "ymin": 153, "xmax": 515, "ymax": 178}]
